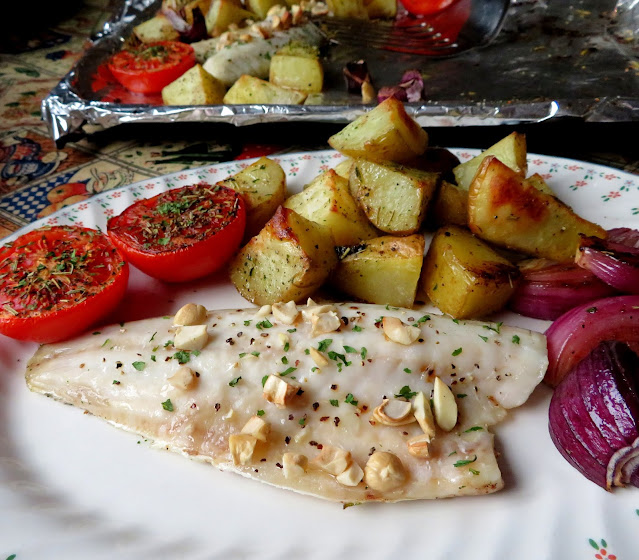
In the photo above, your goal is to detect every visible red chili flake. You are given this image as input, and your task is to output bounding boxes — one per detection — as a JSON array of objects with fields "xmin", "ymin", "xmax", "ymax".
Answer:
[{"xmin": 320, "ymin": 416, "xmax": 329, "ymax": 422}]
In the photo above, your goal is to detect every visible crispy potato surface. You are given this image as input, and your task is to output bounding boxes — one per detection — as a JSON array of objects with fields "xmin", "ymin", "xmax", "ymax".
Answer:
[
  {"xmin": 283, "ymin": 170, "xmax": 378, "ymax": 246},
  {"xmin": 229, "ymin": 207, "xmax": 337, "ymax": 305},
  {"xmin": 467, "ymin": 156, "xmax": 606, "ymax": 262},
  {"xmin": 328, "ymin": 98, "xmax": 428, "ymax": 163},
  {"xmin": 217, "ymin": 157, "xmax": 287, "ymax": 238},
  {"xmin": 421, "ymin": 225, "xmax": 520, "ymax": 319},
  {"xmin": 331, "ymin": 234, "xmax": 425, "ymax": 308},
  {"xmin": 269, "ymin": 42, "xmax": 323, "ymax": 94},
  {"xmin": 223, "ymin": 75, "xmax": 306, "ymax": 104},
  {"xmin": 161, "ymin": 64, "xmax": 226, "ymax": 105}
]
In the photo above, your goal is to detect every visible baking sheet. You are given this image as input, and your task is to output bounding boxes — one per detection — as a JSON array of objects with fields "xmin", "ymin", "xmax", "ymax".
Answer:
[{"xmin": 42, "ymin": 0, "xmax": 639, "ymax": 142}]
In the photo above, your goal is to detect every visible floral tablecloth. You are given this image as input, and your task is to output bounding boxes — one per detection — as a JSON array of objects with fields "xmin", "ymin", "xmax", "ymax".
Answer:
[{"xmin": 0, "ymin": 0, "xmax": 637, "ymax": 241}]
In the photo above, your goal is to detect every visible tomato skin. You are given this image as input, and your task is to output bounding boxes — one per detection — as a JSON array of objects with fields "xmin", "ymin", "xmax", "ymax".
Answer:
[
  {"xmin": 107, "ymin": 184, "xmax": 246, "ymax": 283},
  {"xmin": 0, "ymin": 226, "xmax": 129, "ymax": 344},
  {"xmin": 108, "ymin": 41, "xmax": 196, "ymax": 94},
  {"xmin": 400, "ymin": 0, "xmax": 458, "ymax": 16}
]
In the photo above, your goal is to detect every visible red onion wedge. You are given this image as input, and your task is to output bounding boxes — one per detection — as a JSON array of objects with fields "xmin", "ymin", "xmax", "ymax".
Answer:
[
  {"xmin": 549, "ymin": 341, "xmax": 639, "ymax": 490},
  {"xmin": 544, "ymin": 295, "xmax": 639, "ymax": 387},
  {"xmin": 509, "ymin": 259, "xmax": 616, "ymax": 320},
  {"xmin": 576, "ymin": 228, "xmax": 639, "ymax": 295}
]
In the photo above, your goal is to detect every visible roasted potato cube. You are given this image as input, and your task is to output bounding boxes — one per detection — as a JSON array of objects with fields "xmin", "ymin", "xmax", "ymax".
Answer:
[
  {"xmin": 328, "ymin": 98, "xmax": 428, "ymax": 163},
  {"xmin": 350, "ymin": 159, "xmax": 439, "ymax": 235},
  {"xmin": 217, "ymin": 156, "xmax": 287, "ymax": 238},
  {"xmin": 229, "ymin": 206, "xmax": 337, "ymax": 305},
  {"xmin": 421, "ymin": 225, "xmax": 520, "ymax": 319},
  {"xmin": 269, "ymin": 42, "xmax": 323, "ymax": 94},
  {"xmin": 431, "ymin": 180, "xmax": 469, "ymax": 228},
  {"xmin": 364, "ymin": 0, "xmax": 397, "ymax": 18},
  {"xmin": 453, "ymin": 132, "xmax": 527, "ymax": 191},
  {"xmin": 246, "ymin": 0, "xmax": 285, "ymax": 19},
  {"xmin": 468, "ymin": 156, "xmax": 606, "ymax": 262},
  {"xmin": 523, "ymin": 173, "xmax": 555, "ymax": 196},
  {"xmin": 284, "ymin": 169, "xmax": 378, "ymax": 246},
  {"xmin": 223, "ymin": 75, "xmax": 307, "ymax": 104},
  {"xmin": 205, "ymin": 0, "xmax": 254, "ymax": 36},
  {"xmin": 331, "ymin": 234, "xmax": 424, "ymax": 307},
  {"xmin": 161, "ymin": 64, "xmax": 226, "ymax": 105},
  {"xmin": 333, "ymin": 158, "xmax": 354, "ymax": 180},
  {"xmin": 327, "ymin": 0, "xmax": 369, "ymax": 18},
  {"xmin": 133, "ymin": 14, "xmax": 180, "ymax": 43}
]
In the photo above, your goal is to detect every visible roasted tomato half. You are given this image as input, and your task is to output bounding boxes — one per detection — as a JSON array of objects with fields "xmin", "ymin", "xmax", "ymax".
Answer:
[
  {"xmin": 400, "ymin": 0, "xmax": 458, "ymax": 16},
  {"xmin": 107, "ymin": 41, "xmax": 196, "ymax": 94},
  {"xmin": 107, "ymin": 183, "xmax": 246, "ymax": 282},
  {"xmin": 0, "ymin": 226, "xmax": 129, "ymax": 343}
]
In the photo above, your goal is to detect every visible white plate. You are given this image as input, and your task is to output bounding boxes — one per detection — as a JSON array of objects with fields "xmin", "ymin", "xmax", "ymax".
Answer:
[{"xmin": 1, "ymin": 150, "xmax": 638, "ymax": 560}]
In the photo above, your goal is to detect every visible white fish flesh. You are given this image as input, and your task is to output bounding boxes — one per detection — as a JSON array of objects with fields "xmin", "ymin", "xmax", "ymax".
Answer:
[
  {"xmin": 25, "ymin": 302, "xmax": 547, "ymax": 503},
  {"xmin": 199, "ymin": 23, "xmax": 324, "ymax": 86}
]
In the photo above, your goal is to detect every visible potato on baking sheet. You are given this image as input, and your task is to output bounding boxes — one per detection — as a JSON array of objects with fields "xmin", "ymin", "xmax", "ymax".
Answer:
[
  {"xmin": 223, "ymin": 75, "xmax": 307, "ymax": 104},
  {"xmin": 349, "ymin": 158, "xmax": 439, "ymax": 235},
  {"xmin": 327, "ymin": 0, "xmax": 369, "ymax": 18},
  {"xmin": 421, "ymin": 225, "xmax": 520, "ymax": 319},
  {"xmin": 133, "ymin": 14, "xmax": 180, "ymax": 43},
  {"xmin": 431, "ymin": 180, "xmax": 469, "ymax": 228},
  {"xmin": 333, "ymin": 158, "xmax": 354, "ymax": 180},
  {"xmin": 229, "ymin": 206, "xmax": 337, "ymax": 305},
  {"xmin": 330, "ymin": 234, "xmax": 425, "ymax": 308},
  {"xmin": 364, "ymin": 0, "xmax": 397, "ymax": 18},
  {"xmin": 467, "ymin": 156, "xmax": 606, "ymax": 262},
  {"xmin": 328, "ymin": 97, "xmax": 428, "ymax": 163},
  {"xmin": 453, "ymin": 132, "xmax": 527, "ymax": 191},
  {"xmin": 161, "ymin": 64, "xmax": 226, "ymax": 105},
  {"xmin": 269, "ymin": 41, "xmax": 324, "ymax": 94},
  {"xmin": 217, "ymin": 156, "xmax": 287, "ymax": 238},
  {"xmin": 246, "ymin": 0, "xmax": 285, "ymax": 18},
  {"xmin": 283, "ymin": 169, "xmax": 378, "ymax": 246},
  {"xmin": 205, "ymin": 0, "xmax": 255, "ymax": 36}
]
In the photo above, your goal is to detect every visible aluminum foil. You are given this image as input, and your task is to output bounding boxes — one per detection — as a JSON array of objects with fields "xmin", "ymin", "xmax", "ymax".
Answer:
[{"xmin": 42, "ymin": 0, "xmax": 638, "ymax": 143}]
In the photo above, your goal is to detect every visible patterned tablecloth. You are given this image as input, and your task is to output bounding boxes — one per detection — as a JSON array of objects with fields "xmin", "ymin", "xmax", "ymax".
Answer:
[{"xmin": 0, "ymin": 0, "xmax": 637, "ymax": 241}]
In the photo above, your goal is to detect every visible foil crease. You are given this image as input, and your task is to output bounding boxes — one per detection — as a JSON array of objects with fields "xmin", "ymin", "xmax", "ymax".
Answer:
[{"xmin": 42, "ymin": 0, "xmax": 638, "ymax": 143}]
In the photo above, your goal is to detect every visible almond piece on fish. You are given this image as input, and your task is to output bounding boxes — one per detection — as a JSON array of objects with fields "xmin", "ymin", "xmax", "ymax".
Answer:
[
  {"xmin": 174, "ymin": 325, "xmax": 208, "ymax": 351},
  {"xmin": 174, "ymin": 303, "xmax": 207, "ymax": 326},
  {"xmin": 373, "ymin": 398, "xmax": 415, "ymax": 426},
  {"xmin": 382, "ymin": 316, "xmax": 420, "ymax": 345},
  {"xmin": 433, "ymin": 377, "xmax": 458, "ymax": 432}
]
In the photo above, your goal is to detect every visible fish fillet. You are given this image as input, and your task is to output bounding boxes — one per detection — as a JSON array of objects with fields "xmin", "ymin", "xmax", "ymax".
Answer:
[{"xmin": 26, "ymin": 302, "xmax": 547, "ymax": 503}]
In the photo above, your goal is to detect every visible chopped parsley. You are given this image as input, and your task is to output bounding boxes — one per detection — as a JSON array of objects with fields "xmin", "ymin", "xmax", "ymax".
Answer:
[
  {"xmin": 132, "ymin": 361, "xmax": 146, "ymax": 371},
  {"xmin": 229, "ymin": 376, "xmax": 242, "ymax": 387},
  {"xmin": 343, "ymin": 345, "xmax": 358, "ymax": 354},
  {"xmin": 345, "ymin": 393, "xmax": 358, "ymax": 406},
  {"xmin": 452, "ymin": 347, "xmax": 463, "ymax": 356},
  {"xmin": 261, "ymin": 375, "xmax": 269, "ymax": 387},
  {"xmin": 352, "ymin": 325, "xmax": 363, "ymax": 332},
  {"xmin": 512, "ymin": 335, "xmax": 521, "ymax": 344},
  {"xmin": 403, "ymin": 367, "xmax": 412, "ymax": 374},
  {"xmin": 173, "ymin": 350, "xmax": 191, "ymax": 364},
  {"xmin": 483, "ymin": 321, "xmax": 503, "ymax": 334},
  {"xmin": 330, "ymin": 399, "xmax": 339, "ymax": 407},
  {"xmin": 161, "ymin": 399, "xmax": 174, "ymax": 412},
  {"xmin": 464, "ymin": 426, "xmax": 484, "ymax": 432},
  {"xmin": 256, "ymin": 319, "xmax": 273, "ymax": 330},
  {"xmin": 453, "ymin": 455, "xmax": 477, "ymax": 467},
  {"xmin": 257, "ymin": 409, "xmax": 265, "ymax": 416},
  {"xmin": 279, "ymin": 367, "xmax": 297, "ymax": 377},
  {"xmin": 479, "ymin": 335, "xmax": 488, "ymax": 342},
  {"xmin": 395, "ymin": 385, "xmax": 417, "ymax": 400},
  {"xmin": 112, "ymin": 380, "xmax": 121, "ymax": 385},
  {"xmin": 317, "ymin": 339, "xmax": 333, "ymax": 352}
]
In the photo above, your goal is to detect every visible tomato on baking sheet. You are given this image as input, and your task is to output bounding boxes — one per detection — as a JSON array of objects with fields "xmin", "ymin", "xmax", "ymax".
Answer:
[
  {"xmin": 0, "ymin": 226, "xmax": 129, "ymax": 343},
  {"xmin": 107, "ymin": 183, "xmax": 245, "ymax": 283},
  {"xmin": 107, "ymin": 41, "xmax": 196, "ymax": 94},
  {"xmin": 399, "ymin": 0, "xmax": 458, "ymax": 16}
]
